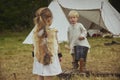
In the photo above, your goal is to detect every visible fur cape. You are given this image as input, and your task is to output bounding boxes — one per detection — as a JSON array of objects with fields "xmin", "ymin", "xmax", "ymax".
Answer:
[{"xmin": 33, "ymin": 26, "xmax": 58, "ymax": 64}]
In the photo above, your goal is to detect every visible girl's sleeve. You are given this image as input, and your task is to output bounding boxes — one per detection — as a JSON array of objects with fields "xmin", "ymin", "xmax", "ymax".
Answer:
[{"xmin": 55, "ymin": 29, "xmax": 61, "ymax": 53}]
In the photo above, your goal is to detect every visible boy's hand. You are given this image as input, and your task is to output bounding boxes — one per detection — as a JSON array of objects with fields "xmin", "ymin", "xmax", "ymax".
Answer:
[{"xmin": 79, "ymin": 36, "xmax": 85, "ymax": 40}]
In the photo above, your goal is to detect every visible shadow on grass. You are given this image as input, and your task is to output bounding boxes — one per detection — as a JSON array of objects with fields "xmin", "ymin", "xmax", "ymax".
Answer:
[{"xmin": 58, "ymin": 69, "xmax": 120, "ymax": 80}]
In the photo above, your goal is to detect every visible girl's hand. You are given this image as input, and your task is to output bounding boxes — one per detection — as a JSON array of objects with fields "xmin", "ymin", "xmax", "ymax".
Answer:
[
  {"xmin": 58, "ymin": 53, "xmax": 62, "ymax": 62},
  {"xmin": 59, "ymin": 57, "xmax": 62, "ymax": 62}
]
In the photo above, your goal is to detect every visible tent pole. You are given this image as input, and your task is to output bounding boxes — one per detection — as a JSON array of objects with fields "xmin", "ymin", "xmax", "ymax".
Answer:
[{"xmin": 99, "ymin": 1, "xmax": 104, "ymax": 27}]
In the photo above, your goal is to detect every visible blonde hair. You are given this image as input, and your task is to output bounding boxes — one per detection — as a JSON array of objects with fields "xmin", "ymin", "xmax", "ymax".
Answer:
[
  {"xmin": 33, "ymin": 7, "xmax": 53, "ymax": 63},
  {"xmin": 68, "ymin": 10, "xmax": 79, "ymax": 18},
  {"xmin": 34, "ymin": 7, "xmax": 53, "ymax": 31}
]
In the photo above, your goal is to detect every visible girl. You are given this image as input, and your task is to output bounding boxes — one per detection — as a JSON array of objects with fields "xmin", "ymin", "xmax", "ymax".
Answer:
[{"xmin": 32, "ymin": 7, "xmax": 62, "ymax": 80}]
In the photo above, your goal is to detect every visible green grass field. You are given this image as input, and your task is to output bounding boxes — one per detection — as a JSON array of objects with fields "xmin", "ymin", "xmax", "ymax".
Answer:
[{"xmin": 0, "ymin": 31, "xmax": 120, "ymax": 80}]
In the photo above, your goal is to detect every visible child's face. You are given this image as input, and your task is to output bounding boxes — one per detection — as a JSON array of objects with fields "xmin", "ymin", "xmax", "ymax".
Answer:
[{"xmin": 69, "ymin": 16, "xmax": 78, "ymax": 25}]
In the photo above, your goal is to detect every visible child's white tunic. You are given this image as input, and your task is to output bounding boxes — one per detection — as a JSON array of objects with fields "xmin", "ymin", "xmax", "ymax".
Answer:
[
  {"xmin": 33, "ymin": 28, "xmax": 62, "ymax": 76},
  {"xmin": 68, "ymin": 23, "xmax": 90, "ymax": 53}
]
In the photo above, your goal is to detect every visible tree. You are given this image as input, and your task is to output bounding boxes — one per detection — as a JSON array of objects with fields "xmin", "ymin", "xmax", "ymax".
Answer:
[
  {"xmin": 109, "ymin": 0, "xmax": 120, "ymax": 13},
  {"xmin": 0, "ymin": 0, "xmax": 51, "ymax": 31}
]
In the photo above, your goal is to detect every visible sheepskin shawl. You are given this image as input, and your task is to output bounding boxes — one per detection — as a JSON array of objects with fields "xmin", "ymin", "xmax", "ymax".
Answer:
[{"xmin": 33, "ymin": 26, "xmax": 58, "ymax": 64}]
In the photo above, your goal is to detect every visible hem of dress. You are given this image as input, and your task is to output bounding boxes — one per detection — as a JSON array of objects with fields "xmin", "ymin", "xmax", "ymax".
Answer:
[{"xmin": 33, "ymin": 71, "xmax": 62, "ymax": 76}]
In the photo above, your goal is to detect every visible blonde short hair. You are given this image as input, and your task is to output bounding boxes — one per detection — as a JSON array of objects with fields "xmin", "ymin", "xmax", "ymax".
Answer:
[{"xmin": 68, "ymin": 10, "xmax": 79, "ymax": 18}]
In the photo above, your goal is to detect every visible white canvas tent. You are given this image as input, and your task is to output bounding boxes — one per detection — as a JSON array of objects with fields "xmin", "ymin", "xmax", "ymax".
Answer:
[{"xmin": 23, "ymin": 0, "xmax": 120, "ymax": 44}]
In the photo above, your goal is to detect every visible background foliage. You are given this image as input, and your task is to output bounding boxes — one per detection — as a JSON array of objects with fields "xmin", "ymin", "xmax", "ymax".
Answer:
[
  {"xmin": 0, "ymin": 0, "xmax": 119, "ymax": 32},
  {"xmin": 0, "ymin": 0, "xmax": 51, "ymax": 32},
  {"xmin": 109, "ymin": 0, "xmax": 120, "ymax": 13}
]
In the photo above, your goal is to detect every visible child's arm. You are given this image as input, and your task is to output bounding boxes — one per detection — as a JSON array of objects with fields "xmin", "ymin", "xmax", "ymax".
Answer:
[
  {"xmin": 55, "ymin": 29, "xmax": 60, "ymax": 52},
  {"xmin": 55, "ymin": 30, "xmax": 63, "ymax": 61},
  {"xmin": 79, "ymin": 24, "xmax": 87, "ymax": 40}
]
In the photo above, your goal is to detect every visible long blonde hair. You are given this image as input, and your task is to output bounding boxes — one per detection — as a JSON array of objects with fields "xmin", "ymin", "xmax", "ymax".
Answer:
[
  {"xmin": 33, "ymin": 7, "xmax": 53, "ymax": 63},
  {"xmin": 34, "ymin": 7, "xmax": 52, "ymax": 32}
]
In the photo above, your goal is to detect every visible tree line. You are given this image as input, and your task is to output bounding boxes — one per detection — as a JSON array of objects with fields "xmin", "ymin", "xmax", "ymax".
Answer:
[
  {"xmin": 0, "ymin": 0, "xmax": 51, "ymax": 32},
  {"xmin": 109, "ymin": 0, "xmax": 120, "ymax": 13},
  {"xmin": 0, "ymin": 0, "xmax": 119, "ymax": 32}
]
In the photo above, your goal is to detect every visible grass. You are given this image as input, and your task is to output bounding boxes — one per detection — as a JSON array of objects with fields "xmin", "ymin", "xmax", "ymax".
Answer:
[{"xmin": 0, "ymin": 31, "xmax": 120, "ymax": 80}]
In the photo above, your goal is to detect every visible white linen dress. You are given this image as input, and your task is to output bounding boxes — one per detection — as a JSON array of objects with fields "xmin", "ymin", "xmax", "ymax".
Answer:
[{"xmin": 32, "ymin": 28, "xmax": 62, "ymax": 76}]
